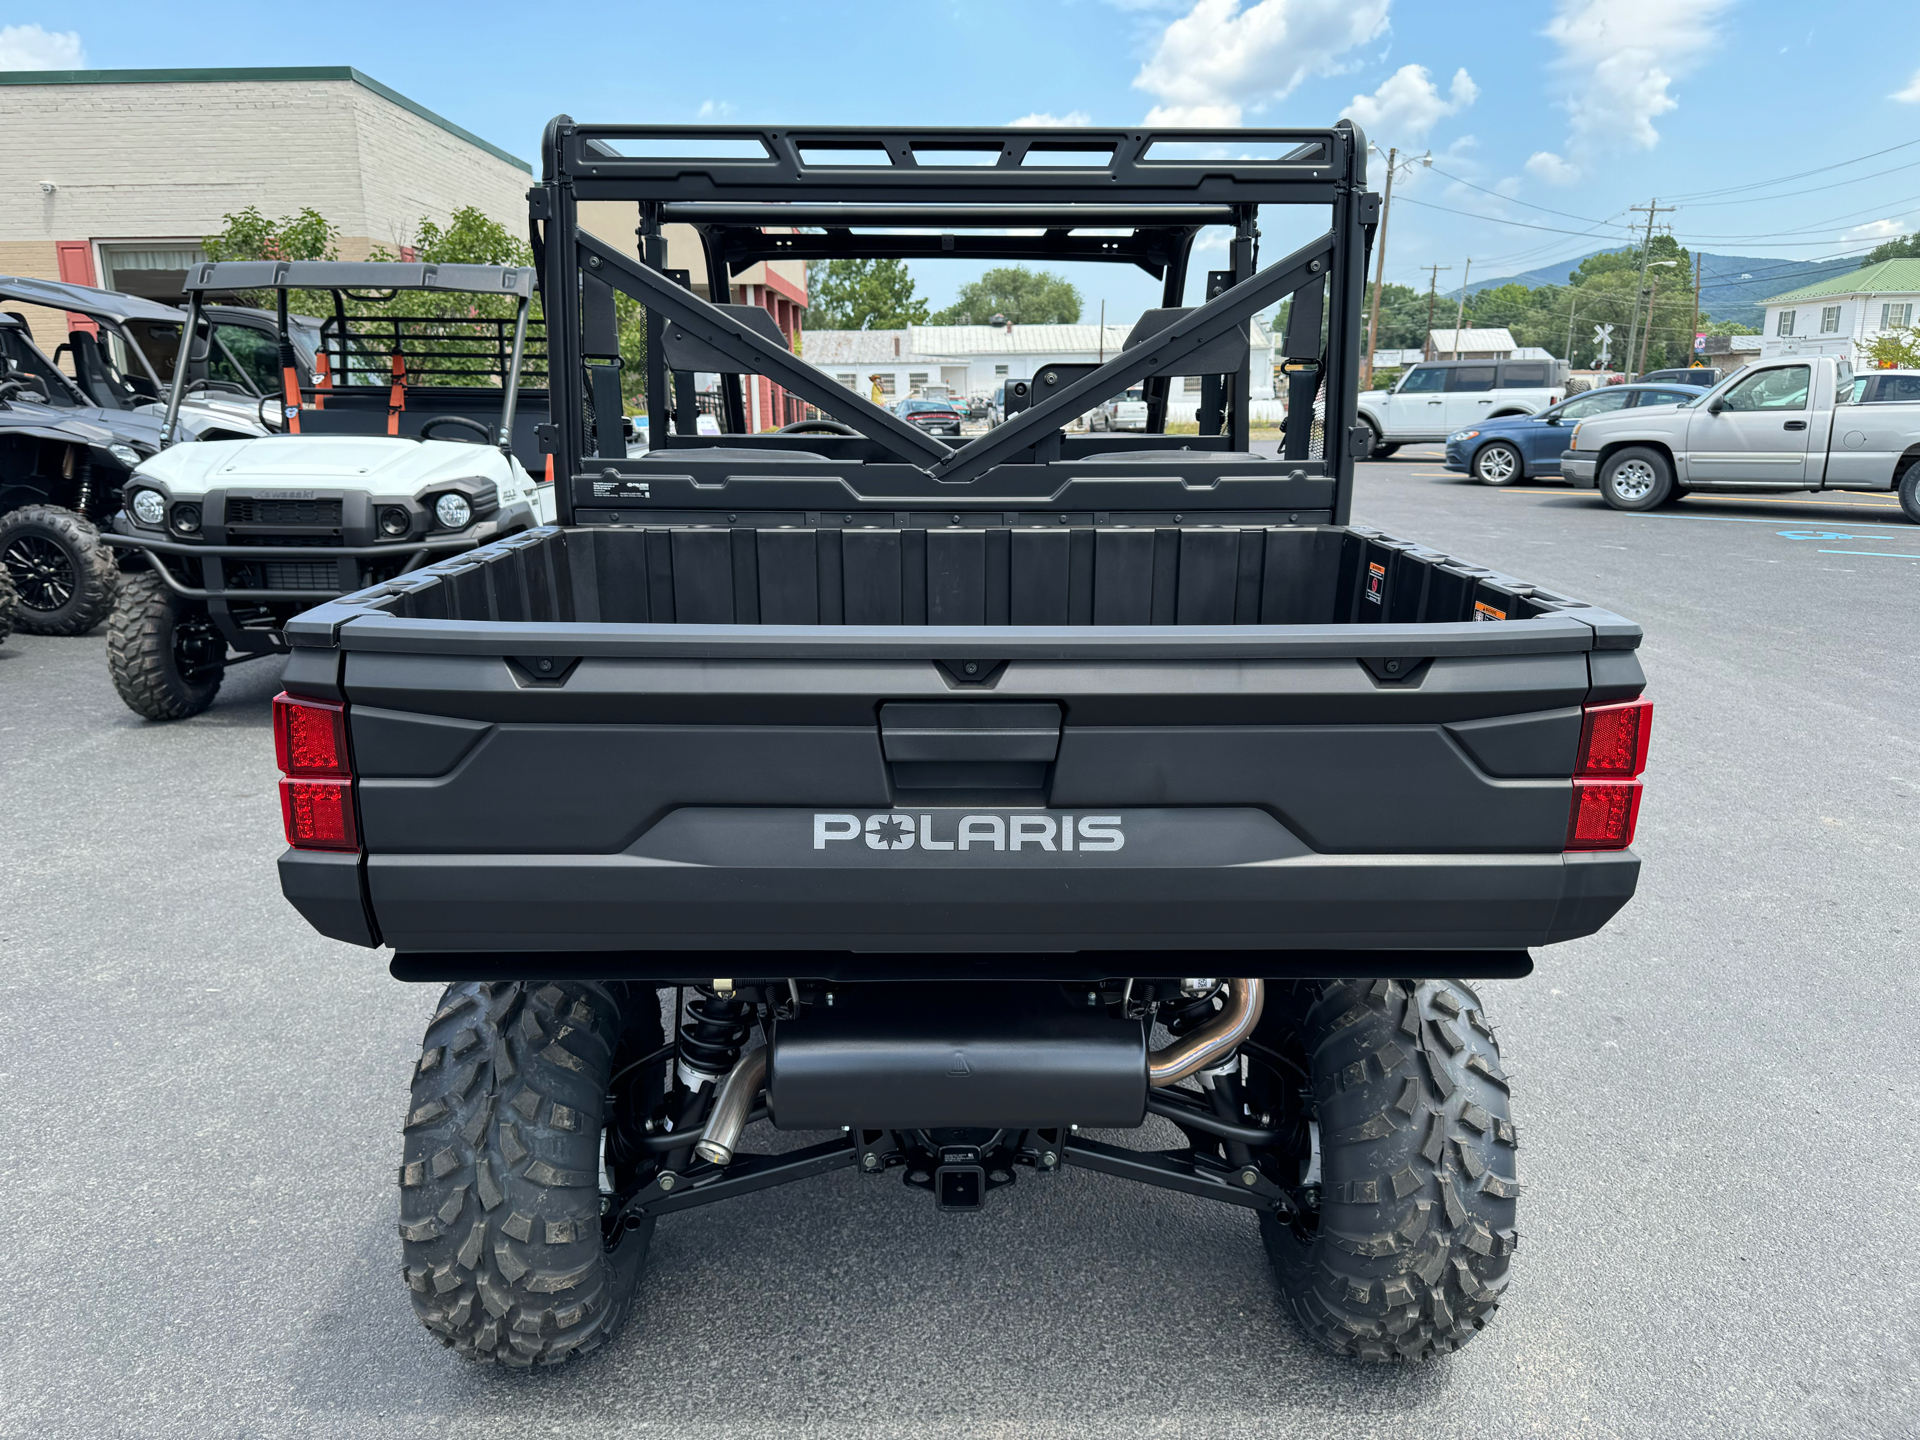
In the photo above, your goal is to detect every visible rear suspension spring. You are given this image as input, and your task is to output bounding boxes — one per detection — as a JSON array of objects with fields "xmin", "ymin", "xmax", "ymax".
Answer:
[{"xmin": 678, "ymin": 988, "xmax": 752, "ymax": 1086}]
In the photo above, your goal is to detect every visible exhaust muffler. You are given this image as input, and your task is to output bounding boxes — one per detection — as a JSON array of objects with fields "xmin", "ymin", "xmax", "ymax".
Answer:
[{"xmin": 757, "ymin": 980, "xmax": 1266, "ymax": 1135}]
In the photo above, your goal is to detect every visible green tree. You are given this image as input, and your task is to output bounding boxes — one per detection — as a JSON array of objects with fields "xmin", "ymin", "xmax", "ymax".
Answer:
[
  {"xmin": 933, "ymin": 266, "xmax": 1081, "ymax": 325},
  {"xmin": 806, "ymin": 258, "xmax": 929, "ymax": 330},
  {"xmin": 201, "ymin": 206, "xmax": 343, "ymax": 314},
  {"xmin": 1859, "ymin": 233, "xmax": 1919, "ymax": 267},
  {"xmin": 203, "ymin": 205, "xmax": 341, "ymax": 265},
  {"xmin": 1864, "ymin": 325, "xmax": 1921, "ymax": 368}
]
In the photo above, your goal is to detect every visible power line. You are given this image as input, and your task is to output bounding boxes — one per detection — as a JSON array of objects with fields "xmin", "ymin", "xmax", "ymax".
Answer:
[
  {"xmin": 1676, "ymin": 161, "xmax": 1921, "ymax": 210},
  {"xmin": 1392, "ymin": 194, "xmax": 1636, "ymax": 240},
  {"xmin": 1679, "ymin": 203, "xmax": 1919, "ymax": 243},
  {"xmin": 1422, "ymin": 164, "xmax": 1626, "ymax": 228},
  {"xmin": 1665, "ymin": 139, "xmax": 1919, "ymax": 202}
]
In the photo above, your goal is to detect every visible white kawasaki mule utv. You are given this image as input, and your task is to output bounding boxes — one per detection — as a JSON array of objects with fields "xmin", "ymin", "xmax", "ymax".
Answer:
[{"xmin": 103, "ymin": 261, "xmax": 555, "ymax": 719}]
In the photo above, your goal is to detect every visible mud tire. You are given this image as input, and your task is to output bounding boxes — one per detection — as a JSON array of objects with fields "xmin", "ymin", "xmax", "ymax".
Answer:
[
  {"xmin": 0, "ymin": 564, "xmax": 16, "ymax": 645},
  {"xmin": 1251, "ymin": 978, "xmax": 1518, "ymax": 1362},
  {"xmin": 106, "ymin": 571, "xmax": 226, "ymax": 720},
  {"xmin": 400, "ymin": 981, "xmax": 663, "ymax": 1366},
  {"xmin": 0, "ymin": 504, "xmax": 118, "ymax": 635}
]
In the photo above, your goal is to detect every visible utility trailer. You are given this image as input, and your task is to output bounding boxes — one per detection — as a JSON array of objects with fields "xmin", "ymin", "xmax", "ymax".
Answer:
[{"xmin": 275, "ymin": 118, "xmax": 1652, "ymax": 1367}]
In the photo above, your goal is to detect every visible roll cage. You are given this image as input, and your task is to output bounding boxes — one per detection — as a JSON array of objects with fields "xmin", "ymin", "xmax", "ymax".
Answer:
[
  {"xmin": 532, "ymin": 118, "xmax": 1379, "ymax": 525},
  {"xmin": 160, "ymin": 262, "xmax": 541, "ymax": 457}
]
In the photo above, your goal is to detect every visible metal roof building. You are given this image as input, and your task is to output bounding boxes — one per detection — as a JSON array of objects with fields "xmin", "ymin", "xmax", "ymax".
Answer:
[
  {"xmin": 1756, "ymin": 258, "xmax": 1917, "ymax": 365},
  {"xmin": 1424, "ymin": 327, "xmax": 1519, "ymax": 360}
]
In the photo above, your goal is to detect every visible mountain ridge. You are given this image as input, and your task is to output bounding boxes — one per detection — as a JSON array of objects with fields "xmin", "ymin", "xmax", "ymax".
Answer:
[{"xmin": 1458, "ymin": 248, "xmax": 1866, "ymax": 326}]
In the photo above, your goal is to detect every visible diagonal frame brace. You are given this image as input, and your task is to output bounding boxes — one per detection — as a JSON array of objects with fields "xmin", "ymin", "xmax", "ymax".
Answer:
[
  {"xmin": 930, "ymin": 230, "xmax": 1337, "ymax": 486},
  {"xmin": 573, "ymin": 229, "xmax": 951, "ymax": 467}
]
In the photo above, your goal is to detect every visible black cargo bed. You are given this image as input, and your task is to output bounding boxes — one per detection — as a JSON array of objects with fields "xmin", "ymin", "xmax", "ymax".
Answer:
[{"xmin": 291, "ymin": 521, "xmax": 1634, "ymax": 639}]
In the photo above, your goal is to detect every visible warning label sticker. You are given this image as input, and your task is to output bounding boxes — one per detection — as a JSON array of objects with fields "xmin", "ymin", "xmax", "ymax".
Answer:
[
  {"xmin": 1473, "ymin": 600, "xmax": 1507, "ymax": 622},
  {"xmin": 1365, "ymin": 561, "xmax": 1387, "ymax": 605}
]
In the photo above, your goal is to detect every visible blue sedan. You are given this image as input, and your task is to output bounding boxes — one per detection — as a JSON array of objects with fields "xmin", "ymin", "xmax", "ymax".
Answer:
[{"xmin": 1445, "ymin": 382, "xmax": 1709, "ymax": 486}]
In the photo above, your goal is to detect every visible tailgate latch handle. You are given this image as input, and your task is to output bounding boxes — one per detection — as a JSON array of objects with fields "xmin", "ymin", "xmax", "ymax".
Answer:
[{"xmin": 879, "ymin": 702, "xmax": 1063, "ymax": 763}]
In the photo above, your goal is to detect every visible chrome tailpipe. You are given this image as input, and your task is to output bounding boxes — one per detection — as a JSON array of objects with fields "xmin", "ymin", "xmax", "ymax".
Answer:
[
  {"xmin": 1146, "ymin": 978, "xmax": 1265, "ymax": 1086},
  {"xmin": 694, "ymin": 1046, "xmax": 768, "ymax": 1166}
]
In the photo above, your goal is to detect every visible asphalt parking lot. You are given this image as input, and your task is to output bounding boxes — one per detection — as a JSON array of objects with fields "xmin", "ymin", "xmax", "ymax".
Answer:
[{"xmin": 2, "ymin": 453, "xmax": 1915, "ymax": 1439}]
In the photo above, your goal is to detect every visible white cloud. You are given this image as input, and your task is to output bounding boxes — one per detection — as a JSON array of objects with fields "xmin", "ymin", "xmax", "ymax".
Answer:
[
  {"xmin": 1529, "ymin": 0, "xmax": 1731, "ymax": 181},
  {"xmin": 1841, "ymin": 217, "xmax": 1912, "ymax": 242},
  {"xmin": 1133, "ymin": 0, "xmax": 1391, "ymax": 127},
  {"xmin": 0, "ymin": 23, "xmax": 84, "ymax": 69},
  {"xmin": 1011, "ymin": 111, "xmax": 1092, "ymax": 127},
  {"xmin": 1345, "ymin": 64, "xmax": 1476, "ymax": 141},
  {"xmin": 696, "ymin": 99, "xmax": 736, "ymax": 120},
  {"xmin": 1525, "ymin": 150, "xmax": 1581, "ymax": 185},
  {"xmin": 1895, "ymin": 71, "xmax": 1920, "ymax": 104}
]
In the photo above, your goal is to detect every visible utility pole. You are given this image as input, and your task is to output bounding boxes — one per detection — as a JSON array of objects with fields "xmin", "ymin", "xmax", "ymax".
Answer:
[
  {"xmin": 1363, "ymin": 146, "xmax": 1396, "ymax": 390},
  {"xmin": 1422, "ymin": 263, "xmax": 1450, "ymax": 357},
  {"xmin": 1690, "ymin": 252, "xmax": 1703, "ymax": 367},
  {"xmin": 1622, "ymin": 198, "xmax": 1674, "ymax": 378},
  {"xmin": 1638, "ymin": 272, "xmax": 1661, "ymax": 376},
  {"xmin": 1450, "ymin": 258, "xmax": 1472, "ymax": 359},
  {"xmin": 1565, "ymin": 285, "xmax": 1580, "ymax": 363}
]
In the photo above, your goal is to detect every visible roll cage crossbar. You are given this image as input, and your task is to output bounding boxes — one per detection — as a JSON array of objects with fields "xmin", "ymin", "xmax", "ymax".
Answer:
[{"xmin": 534, "ymin": 118, "xmax": 1377, "ymax": 523}]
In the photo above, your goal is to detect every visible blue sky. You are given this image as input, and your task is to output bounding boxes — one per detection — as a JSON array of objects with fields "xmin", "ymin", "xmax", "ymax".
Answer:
[{"xmin": 5, "ymin": 0, "xmax": 1917, "ymax": 322}]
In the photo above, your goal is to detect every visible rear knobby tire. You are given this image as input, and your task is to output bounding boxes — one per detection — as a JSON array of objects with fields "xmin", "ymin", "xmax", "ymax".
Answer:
[
  {"xmin": 1253, "ymin": 978, "xmax": 1518, "ymax": 1362},
  {"xmin": 105, "ymin": 571, "xmax": 226, "ymax": 720},
  {"xmin": 0, "ymin": 565, "xmax": 16, "ymax": 645},
  {"xmin": 0, "ymin": 504, "xmax": 118, "ymax": 635},
  {"xmin": 1898, "ymin": 460, "xmax": 1917, "ymax": 524},
  {"xmin": 399, "ymin": 981, "xmax": 659, "ymax": 1366}
]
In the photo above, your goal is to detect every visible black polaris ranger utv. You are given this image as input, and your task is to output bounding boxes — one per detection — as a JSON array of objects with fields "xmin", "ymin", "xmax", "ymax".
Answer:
[{"xmin": 274, "ymin": 118, "xmax": 1651, "ymax": 1367}]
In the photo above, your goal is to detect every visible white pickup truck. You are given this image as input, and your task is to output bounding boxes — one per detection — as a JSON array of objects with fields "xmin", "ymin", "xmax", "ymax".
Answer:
[
  {"xmin": 1356, "ymin": 357, "xmax": 1567, "ymax": 456},
  {"xmin": 1560, "ymin": 358, "xmax": 1920, "ymax": 520}
]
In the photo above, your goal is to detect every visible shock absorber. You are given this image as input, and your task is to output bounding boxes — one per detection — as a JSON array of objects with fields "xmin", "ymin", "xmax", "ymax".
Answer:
[
  {"xmin": 677, "ymin": 987, "xmax": 752, "ymax": 1092},
  {"xmin": 658, "ymin": 986, "xmax": 753, "ymax": 1170}
]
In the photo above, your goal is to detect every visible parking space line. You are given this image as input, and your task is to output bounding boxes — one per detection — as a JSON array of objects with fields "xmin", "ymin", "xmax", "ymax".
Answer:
[
  {"xmin": 1816, "ymin": 548, "xmax": 1920, "ymax": 559},
  {"xmin": 1477, "ymin": 487, "xmax": 1901, "ymax": 510},
  {"xmin": 1614, "ymin": 511, "xmax": 1908, "ymax": 530}
]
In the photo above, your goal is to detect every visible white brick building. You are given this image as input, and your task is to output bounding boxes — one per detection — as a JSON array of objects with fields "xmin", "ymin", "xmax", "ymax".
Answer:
[{"xmin": 0, "ymin": 66, "xmax": 532, "ymax": 353}]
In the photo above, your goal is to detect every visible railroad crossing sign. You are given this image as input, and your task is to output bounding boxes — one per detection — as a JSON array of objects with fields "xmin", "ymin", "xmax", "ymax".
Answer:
[{"xmin": 1591, "ymin": 323, "xmax": 1614, "ymax": 367}]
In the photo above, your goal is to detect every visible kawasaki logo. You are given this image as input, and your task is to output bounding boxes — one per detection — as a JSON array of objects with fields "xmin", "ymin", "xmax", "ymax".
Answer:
[{"xmin": 813, "ymin": 813, "xmax": 1123, "ymax": 853}]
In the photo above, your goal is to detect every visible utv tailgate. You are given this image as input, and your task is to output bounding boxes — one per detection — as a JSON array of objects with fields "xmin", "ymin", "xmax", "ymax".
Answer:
[{"xmin": 278, "ymin": 525, "xmax": 1643, "ymax": 959}]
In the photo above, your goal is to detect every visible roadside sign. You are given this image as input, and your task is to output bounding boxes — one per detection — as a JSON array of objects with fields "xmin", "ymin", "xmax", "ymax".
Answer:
[
  {"xmin": 1591, "ymin": 323, "xmax": 1613, "ymax": 368},
  {"xmin": 1694, "ymin": 332, "xmax": 1707, "ymax": 353}
]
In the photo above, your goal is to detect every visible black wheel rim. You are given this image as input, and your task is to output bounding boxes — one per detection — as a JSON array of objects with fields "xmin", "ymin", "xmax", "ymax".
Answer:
[
  {"xmin": 172, "ymin": 610, "xmax": 224, "ymax": 685},
  {"xmin": 4, "ymin": 534, "xmax": 76, "ymax": 613}
]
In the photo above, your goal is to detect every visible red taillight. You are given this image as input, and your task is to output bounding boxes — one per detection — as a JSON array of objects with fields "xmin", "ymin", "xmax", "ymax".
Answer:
[
  {"xmin": 274, "ymin": 692, "xmax": 349, "ymax": 776},
  {"xmin": 274, "ymin": 692, "xmax": 357, "ymax": 851},
  {"xmin": 1567, "ymin": 695, "xmax": 1651, "ymax": 850},
  {"xmin": 1575, "ymin": 697, "xmax": 1652, "ymax": 778},
  {"xmin": 1566, "ymin": 780, "xmax": 1642, "ymax": 850},
  {"xmin": 279, "ymin": 778, "xmax": 359, "ymax": 851}
]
